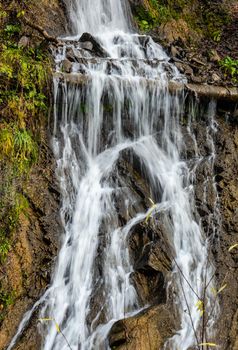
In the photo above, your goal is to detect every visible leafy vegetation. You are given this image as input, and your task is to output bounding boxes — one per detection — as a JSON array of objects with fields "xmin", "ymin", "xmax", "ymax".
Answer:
[
  {"xmin": 0, "ymin": 289, "xmax": 15, "ymax": 309},
  {"xmin": 133, "ymin": 0, "xmax": 230, "ymax": 42},
  {"xmin": 0, "ymin": 288, "xmax": 16, "ymax": 322},
  {"xmin": 134, "ymin": 0, "xmax": 177, "ymax": 32},
  {"xmin": 0, "ymin": 1, "xmax": 51, "ymax": 311},
  {"xmin": 219, "ymin": 56, "xmax": 238, "ymax": 82}
]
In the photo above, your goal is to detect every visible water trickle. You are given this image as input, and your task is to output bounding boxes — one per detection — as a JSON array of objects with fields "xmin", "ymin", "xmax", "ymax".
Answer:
[{"xmin": 7, "ymin": 1, "xmax": 220, "ymax": 350}]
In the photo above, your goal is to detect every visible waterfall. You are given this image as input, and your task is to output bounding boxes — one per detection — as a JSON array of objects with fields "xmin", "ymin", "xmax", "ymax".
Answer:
[{"xmin": 7, "ymin": 1, "xmax": 220, "ymax": 349}]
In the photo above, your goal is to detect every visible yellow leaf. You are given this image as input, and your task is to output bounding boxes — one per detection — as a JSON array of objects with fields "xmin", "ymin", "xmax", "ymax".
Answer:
[
  {"xmin": 38, "ymin": 318, "xmax": 54, "ymax": 322},
  {"xmin": 217, "ymin": 284, "xmax": 227, "ymax": 294},
  {"xmin": 148, "ymin": 197, "xmax": 155, "ymax": 205},
  {"xmin": 145, "ymin": 204, "xmax": 157, "ymax": 223},
  {"xmin": 199, "ymin": 343, "xmax": 217, "ymax": 347},
  {"xmin": 54, "ymin": 321, "xmax": 61, "ymax": 333},
  {"xmin": 195, "ymin": 300, "xmax": 203, "ymax": 310},
  {"xmin": 228, "ymin": 243, "xmax": 238, "ymax": 252},
  {"xmin": 211, "ymin": 284, "xmax": 227, "ymax": 296},
  {"xmin": 39, "ymin": 318, "xmax": 61, "ymax": 334},
  {"xmin": 196, "ymin": 300, "xmax": 204, "ymax": 316}
]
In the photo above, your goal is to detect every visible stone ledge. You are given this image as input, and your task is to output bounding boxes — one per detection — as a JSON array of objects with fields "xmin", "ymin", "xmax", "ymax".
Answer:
[{"xmin": 54, "ymin": 72, "xmax": 238, "ymax": 103}]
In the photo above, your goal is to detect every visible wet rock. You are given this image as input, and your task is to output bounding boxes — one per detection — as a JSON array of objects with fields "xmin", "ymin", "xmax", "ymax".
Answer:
[
  {"xmin": 135, "ymin": 240, "xmax": 171, "ymax": 273},
  {"xmin": 108, "ymin": 305, "xmax": 175, "ymax": 350},
  {"xmin": 131, "ymin": 270, "xmax": 165, "ymax": 305},
  {"xmin": 170, "ymin": 45, "xmax": 180, "ymax": 58},
  {"xmin": 80, "ymin": 41, "xmax": 94, "ymax": 51},
  {"xmin": 212, "ymin": 72, "xmax": 222, "ymax": 83},
  {"xmin": 128, "ymin": 214, "xmax": 172, "ymax": 306},
  {"xmin": 174, "ymin": 61, "xmax": 185, "ymax": 73},
  {"xmin": 79, "ymin": 32, "xmax": 108, "ymax": 57},
  {"xmin": 66, "ymin": 47, "xmax": 81, "ymax": 62},
  {"xmin": 62, "ymin": 59, "xmax": 72, "ymax": 73},
  {"xmin": 130, "ymin": 232, "xmax": 170, "ymax": 305},
  {"xmin": 190, "ymin": 75, "xmax": 205, "ymax": 83},
  {"xmin": 184, "ymin": 64, "xmax": 193, "ymax": 76},
  {"xmin": 137, "ymin": 35, "xmax": 150, "ymax": 50},
  {"xmin": 174, "ymin": 61, "xmax": 193, "ymax": 76}
]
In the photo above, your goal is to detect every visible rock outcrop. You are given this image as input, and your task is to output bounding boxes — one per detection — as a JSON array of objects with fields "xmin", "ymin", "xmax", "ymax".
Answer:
[
  {"xmin": 108, "ymin": 99, "xmax": 238, "ymax": 349},
  {"xmin": 109, "ymin": 305, "xmax": 175, "ymax": 350},
  {"xmin": 0, "ymin": 135, "xmax": 61, "ymax": 350}
]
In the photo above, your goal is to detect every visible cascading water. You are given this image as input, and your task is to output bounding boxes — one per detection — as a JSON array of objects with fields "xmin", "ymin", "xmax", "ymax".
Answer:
[{"xmin": 7, "ymin": 1, "xmax": 220, "ymax": 349}]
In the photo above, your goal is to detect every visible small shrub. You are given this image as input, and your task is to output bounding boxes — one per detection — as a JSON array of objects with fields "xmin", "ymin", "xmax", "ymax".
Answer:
[
  {"xmin": 219, "ymin": 56, "xmax": 238, "ymax": 82},
  {"xmin": 0, "ymin": 125, "xmax": 38, "ymax": 172}
]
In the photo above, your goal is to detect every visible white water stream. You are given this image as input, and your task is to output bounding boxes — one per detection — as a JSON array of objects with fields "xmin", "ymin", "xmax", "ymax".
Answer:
[{"xmin": 7, "ymin": 1, "xmax": 220, "ymax": 349}]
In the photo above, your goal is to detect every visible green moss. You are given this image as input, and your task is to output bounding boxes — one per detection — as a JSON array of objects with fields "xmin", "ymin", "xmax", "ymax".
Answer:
[
  {"xmin": 0, "ymin": 188, "xmax": 30, "ymax": 258},
  {"xmin": 135, "ymin": 1, "xmax": 177, "ymax": 31},
  {"xmin": 0, "ymin": 1, "xmax": 51, "ymax": 266},
  {"xmin": 0, "ymin": 232, "xmax": 10, "ymax": 263},
  {"xmin": 133, "ymin": 0, "xmax": 230, "ymax": 43},
  {"xmin": 0, "ymin": 288, "xmax": 16, "ymax": 323},
  {"xmin": 201, "ymin": 2, "xmax": 229, "ymax": 41},
  {"xmin": 8, "ymin": 193, "xmax": 30, "ymax": 229}
]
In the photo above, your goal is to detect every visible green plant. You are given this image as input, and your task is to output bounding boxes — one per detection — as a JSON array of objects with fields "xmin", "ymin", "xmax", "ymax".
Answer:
[
  {"xmin": 0, "ymin": 232, "xmax": 10, "ymax": 263},
  {"xmin": 134, "ymin": 0, "xmax": 180, "ymax": 32},
  {"xmin": 0, "ymin": 125, "xmax": 38, "ymax": 172},
  {"xmin": 4, "ymin": 24, "xmax": 21, "ymax": 36},
  {"xmin": 211, "ymin": 30, "xmax": 222, "ymax": 42},
  {"xmin": 138, "ymin": 19, "xmax": 151, "ymax": 32},
  {"xmin": 0, "ymin": 290, "xmax": 15, "ymax": 308},
  {"xmin": 8, "ymin": 193, "xmax": 29, "ymax": 229},
  {"xmin": 0, "ymin": 288, "xmax": 16, "ymax": 323},
  {"xmin": 219, "ymin": 56, "xmax": 238, "ymax": 81}
]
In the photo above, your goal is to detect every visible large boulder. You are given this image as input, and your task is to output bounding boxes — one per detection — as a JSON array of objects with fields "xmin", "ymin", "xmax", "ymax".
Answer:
[
  {"xmin": 79, "ymin": 32, "xmax": 109, "ymax": 58},
  {"xmin": 108, "ymin": 305, "xmax": 175, "ymax": 350}
]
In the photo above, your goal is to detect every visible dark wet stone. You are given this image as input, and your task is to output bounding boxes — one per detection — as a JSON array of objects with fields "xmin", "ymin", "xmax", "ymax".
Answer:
[{"xmin": 79, "ymin": 32, "xmax": 109, "ymax": 57}]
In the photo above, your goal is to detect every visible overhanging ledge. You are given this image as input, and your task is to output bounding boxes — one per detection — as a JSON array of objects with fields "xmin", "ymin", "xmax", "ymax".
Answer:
[
  {"xmin": 54, "ymin": 73, "xmax": 238, "ymax": 103},
  {"xmin": 169, "ymin": 81, "xmax": 238, "ymax": 102}
]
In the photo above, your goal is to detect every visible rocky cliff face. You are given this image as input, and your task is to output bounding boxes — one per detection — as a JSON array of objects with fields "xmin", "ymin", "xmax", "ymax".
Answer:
[
  {"xmin": 108, "ymin": 99, "xmax": 238, "ymax": 350},
  {"xmin": 213, "ymin": 114, "xmax": 238, "ymax": 349},
  {"xmin": 22, "ymin": 0, "xmax": 67, "ymax": 38},
  {"xmin": 0, "ymin": 135, "xmax": 61, "ymax": 350},
  {"xmin": 0, "ymin": 1, "xmax": 237, "ymax": 350},
  {"xmin": 0, "ymin": 1, "xmax": 66, "ymax": 349}
]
